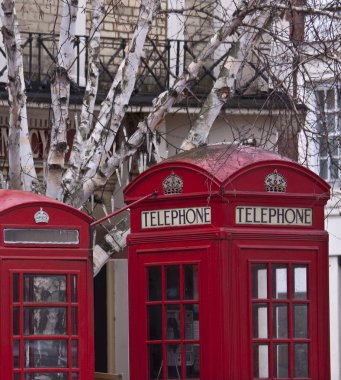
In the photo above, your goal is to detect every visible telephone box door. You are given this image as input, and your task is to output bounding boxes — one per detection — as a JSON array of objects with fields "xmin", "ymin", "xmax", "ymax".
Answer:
[
  {"xmin": 1, "ymin": 259, "xmax": 90, "ymax": 380},
  {"xmin": 130, "ymin": 249, "xmax": 210, "ymax": 380},
  {"xmin": 237, "ymin": 248, "xmax": 328, "ymax": 380}
]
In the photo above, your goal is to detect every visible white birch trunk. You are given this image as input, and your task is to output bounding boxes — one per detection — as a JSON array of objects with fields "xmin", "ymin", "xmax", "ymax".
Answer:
[
  {"xmin": 78, "ymin": 0, "xmax": 260, "ymax": 205},
  {"xmin": 88, "ymin": 0, "xmax": 267, "ymax": 275},
  {"xmin": 93, "ymin": 226, "xmax": 130, "ymax": 276},
  {"xmin": 63, "ymin": 0, "xmax": 103, "ymax": 200},
  {"xmin": 181, "ymin": 7, "xmax": 272, "ymax": 150},
  {"xmin": 80, "ymin": 0, "xmax": 161, "ymax": 186},
  {"xmin": 46, "ymin": 0, "xmax": 79, "ymax": 200},
  {"xmin": 0, "ymin": 0, "xmax": 37, "ymax": 191}
]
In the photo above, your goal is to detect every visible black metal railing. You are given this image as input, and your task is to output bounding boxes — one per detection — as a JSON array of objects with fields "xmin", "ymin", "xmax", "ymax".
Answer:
[{"xmin": 0, "ymin": 32, "xmax": 233, "ymax": 105}]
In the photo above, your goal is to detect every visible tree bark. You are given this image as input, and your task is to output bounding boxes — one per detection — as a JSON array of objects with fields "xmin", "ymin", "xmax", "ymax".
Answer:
[
  {"xmin": 78, "ymin": 0, "xmax": 261, "ymax": 207},
  {"xmin": 70, "ymin": 0, "xmax": 160, "ymax": 207},
  {"xmin": 63, "ymin": 0, "xmax": 103, "ymax": 200},
  {"xmin": 0, "ymin": 0, "xmax": 37, "ymax": 191},
  {"xmin": 46, "ymin": 0, "xmax": 79, "ymax": 200},
  {"xmin": 181, "ymin": 6, "xmax": 272, "ymax": 150}
]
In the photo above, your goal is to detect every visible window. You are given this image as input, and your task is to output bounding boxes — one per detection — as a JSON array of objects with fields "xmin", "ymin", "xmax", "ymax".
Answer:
[
  {"xmin": 251, "ymin": 263, "xmax": 310, "ymax": 379},
  {"xmin": 316, "ymin": 86, "xmax": 341, "ymax": 181},
  {"xmin": 12, "ymin": 273, "xmax": 80, "ymax": 379},
  {"xmin": 147, "ymin": 264, "xmax": 200, "ymax": 380},
  {"xmin": 4, "ymin": 229, "xmax": 79, "ymax": 244}
]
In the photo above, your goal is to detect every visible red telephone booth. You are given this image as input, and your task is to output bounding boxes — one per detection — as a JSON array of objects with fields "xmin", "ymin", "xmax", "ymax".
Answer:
[
  {"xmin": 0, "ymin": 190, "xmax": 94, "ymax": 380},
  {"xmin": 125, "ymin": 144, "xmax": 331, "ymax": 380}
]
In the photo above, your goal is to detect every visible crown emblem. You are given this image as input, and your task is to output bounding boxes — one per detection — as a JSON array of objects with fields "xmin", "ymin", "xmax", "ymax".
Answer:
[
  {"xmin": 34, "ymin": 208, "xmax": 49, "ymax": 224},
  {"xmin": 265, "ymin": 170, "xmax": 287, "ymax": 192},
  {"xmin": 162, "ymin": 172, "xmax": 184, "ymax": 195}
]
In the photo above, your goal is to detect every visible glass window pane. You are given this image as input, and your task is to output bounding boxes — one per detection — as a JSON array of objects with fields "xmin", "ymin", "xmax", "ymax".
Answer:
[
  {"xmin": 273, "ymin": 304, "xmax": 288, "ymax": 338},
  {"xmin": 148, "ymin": 305, "xmax": 162, "ymax": 340},
  {"xmin": 13, "ymin": 307, "xmax": 20, "ymax": 335},
  {"xmin": 72, "ymin": 373, "xmax": 79, "ymax": 380},
  {"xmin": 251, "ymin": 264, "xmax": 267, "ymax": 299},
  {"xmin": 294, "ymin": 343, "xmax": 309, "ymax": 378},
  {"xmin": 14, "ymin": 374, "xmax": 20, "ymax": 380},
  {"xmin": 24, "ymin": 308, "xmax": 67, "ymax": 335},
  {"xmin": 24, "ymin": 275, "xmax": 67, "ymax": 303},
  {"xmin": 184, "ymin": 304, "xmax": 199, "ymax": 340},
  {"xmin": 319, "ymin": 158, "xmax": 328, "ymax": 179},
  {"xmin": 318, "ymin": 135, "xmax": 328, "ymax": 157},
  {"xmin": 272, "ymin": 265, "xmax": 287, "ymax": 299},
  {"xmin": 166, "ymin": 305, "xmax": 180, "ymax": 340},
  {"xmin": 72, "ymin": 307, "xmax": 78, "ymax": 335},
  {"xmin": 72, "ymin": 340, "xmax": 78, "ymax": 368},
  {"xmin": 326, "ymin": 114, "xmax": 335, "ymax": 132},
  {"xmin": 166, "ymin": 266, "xmax": 180, "ymax": 300},
  {"xmin": 149, "ymin": 344, "xmax": 163, "ymax": 380},
  {"xmin": 184, "ymin": 265, "xmax": 198, "ymax": 300},
  {"xmin": 71, "ymin": 275, "xmax": 78, "ymax": 303},
  {"xmin": 253, "ymin": 344, "xmax": 269, "ymax": 378},
  {"xmin": 185, "ymin": 344, "xmax": 200, "ymax": 379},
  {"xmin": 24, "ymin": 374, "xmax": 68, "ymax": 380},
  {"xmin": 294, "ymin": 304, "xmax": 308, "ymax": 338},
  {"xmin": 273, "ymin": 344, "xmax": 289, "ymax": 378},
  {"xmin": 13, "ymin": 273, "xmax": 19, "ymax": 302},
  {"xmin": 13, "ymin": 339, "xmax": 20, "ymax": 368},
  {"xmin": 4, "ymin": 228, "xmax": 79, "ymax": 244},
  {"xmin": 330, "ymin": 157, "xmax": 339, "ymax": 180},
  {"xmin": 316, "ymin": 90, "xmax": 325, "ymax": 109},
  {"xmin": 293, "ymin": 266, "xmax": 308, "ymax": 299},
  {"xmin": 326, "ymin": 89, "xmax": 335, "ymax": 110},
  {"xmin": 167, "ymin": 344, "xmax": 181, "ymax": 379},
  {"xmin": 252, "ymin": 304, "xmax": 268, "ymax": 338},
  {"xmin": 148, "ymin": 266, "xmax": 162, "ymax": 301},
  {"xmin": 24, "ymin": 340, "xmax": 68, "ymax": 368}
]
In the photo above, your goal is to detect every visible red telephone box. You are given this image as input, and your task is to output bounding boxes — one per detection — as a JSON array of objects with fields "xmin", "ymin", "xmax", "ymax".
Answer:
[
  {"xmin": 0, "ymin": 190, "xmax": 94, "ymax": 380},
  {"xmin": 125, "ymin": 144, "xmax": 331, "ymax": 380}
]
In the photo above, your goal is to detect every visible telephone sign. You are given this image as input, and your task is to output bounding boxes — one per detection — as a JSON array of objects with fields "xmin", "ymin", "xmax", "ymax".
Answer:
[
  {"xmin": 125, "ymin": 144, "xmax": 331, "ymax": 380},
  {"xmin": 235, "ymin": 206, "xmax": 313, "ymax": 225},
  {"xmin": 141, "ymin": 206, "xmax": 211, "ymax": 228}
]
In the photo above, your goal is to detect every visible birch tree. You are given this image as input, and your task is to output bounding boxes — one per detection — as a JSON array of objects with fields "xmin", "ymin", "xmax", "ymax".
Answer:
[{"xmin": 0, "ymin": 0, "xmax": 340, "ymax": 275}]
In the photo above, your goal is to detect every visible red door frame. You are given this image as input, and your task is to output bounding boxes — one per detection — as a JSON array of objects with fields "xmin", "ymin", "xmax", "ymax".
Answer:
[
  {"xmin": 236, "ymin": 245, "xmax": 329, "ymax": 380},
  {"xmin": 129, "ymin": 247, "xmax": 215, "ymax": 380},
  {"xmin": 0, "ymin": 259, "xmax": 93, "ymax": 380}
]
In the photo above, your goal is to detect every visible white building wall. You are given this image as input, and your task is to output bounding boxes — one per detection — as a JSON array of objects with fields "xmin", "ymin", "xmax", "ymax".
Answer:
[
  {"xmin": 325, "ymin": 202, "xmax": 341, "ymax": 379},
  {"xmin": 107, "ymin": 259, "xmax": 130, "ymax": 380}
]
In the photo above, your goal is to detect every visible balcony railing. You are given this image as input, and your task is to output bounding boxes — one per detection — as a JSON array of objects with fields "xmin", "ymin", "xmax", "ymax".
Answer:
[{"xmin": 0, "ymin": 32, "xmax": 233, "ymax": 105}]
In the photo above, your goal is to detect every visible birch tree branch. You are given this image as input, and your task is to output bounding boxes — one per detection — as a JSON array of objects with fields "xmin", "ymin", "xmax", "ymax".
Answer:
[
  {"xmin": 46, "ymin": 0, "xmax": 79, "ymax": 200},
  {"xmin": 0, "ymin": 0, "xmax": 37, "ymax": 191},
  {"xmin": 77, "ymin": 0, "xmax": 262, "ymax": 205},
  {"xmin": 80, "ymin": 0, "xmax": 161, "ymax": 180},
  {"xmin": 181, "ymin": 7, "xmax": 272, "ymax": 150},
  {"xmin": 68, "ymin": 0, "xmax": 160, "ymax": 207},
  {"xmin": 63, "ymin": 0, "xmax": 103, "ymax": 198},
  {"xmin": 93, "ymin": 223, "xmax": 130, "ymax": 276}
]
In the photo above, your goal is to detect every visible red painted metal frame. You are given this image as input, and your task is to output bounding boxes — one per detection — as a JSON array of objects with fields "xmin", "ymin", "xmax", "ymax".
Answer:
[
  {"xmin": 0, "ymin": 190, "xmax": 94, "ymax": 380},
  {"xmin": 125, "ymin": 144, "xmax": 331, "ymax": 380}
]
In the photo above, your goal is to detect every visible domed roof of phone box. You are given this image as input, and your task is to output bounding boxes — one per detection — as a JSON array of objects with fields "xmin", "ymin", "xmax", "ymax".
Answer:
[
  {"xmin": 125, "ymin": 143, "xmax": 329, "ymax": 199},
  {"xmin": 0, "ymin": 189, "xmax": 92, "ymax": 222}
]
